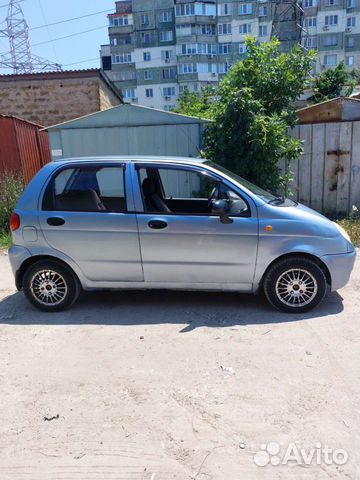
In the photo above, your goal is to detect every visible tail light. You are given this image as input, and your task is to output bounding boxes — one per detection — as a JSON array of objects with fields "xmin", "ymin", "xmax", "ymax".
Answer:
[{"xmin": 10, "ymin": 212, "xmax": 20, "ymax": 232}]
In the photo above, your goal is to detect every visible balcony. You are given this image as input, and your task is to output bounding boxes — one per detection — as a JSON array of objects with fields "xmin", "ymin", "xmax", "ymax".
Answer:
[{"xmin": 115, "ymin": 1, "xmax": 132, "ymax": 14}]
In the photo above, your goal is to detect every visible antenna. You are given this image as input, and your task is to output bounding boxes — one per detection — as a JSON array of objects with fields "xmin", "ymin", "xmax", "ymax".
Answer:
[{"xmin": 0, "ymin": 0, "xmax": 62, "ymax": 73}]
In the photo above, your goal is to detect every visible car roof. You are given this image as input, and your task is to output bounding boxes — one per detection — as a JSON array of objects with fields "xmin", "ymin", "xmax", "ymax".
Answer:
[{"xmin": 53, "ymin": 156, "xmax": 206, "ymax": 166}]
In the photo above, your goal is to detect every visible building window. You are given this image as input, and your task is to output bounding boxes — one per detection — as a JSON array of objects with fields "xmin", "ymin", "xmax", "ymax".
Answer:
[
  {"xmin": 109, "ymin": 15, "xmax": 129, "ymax": 26},
  {"xmin": 175, "ymin": 3, "xmax": 195, "ymax": 16},
  {"xmin": 145, "ymin": 88, "xmax": 153, "ymax": 98},
  {"xmin": 162, "ymin": 67, "xmax": 176, "ymax": 79},
  {"xmin": 239, "ymin": 3, "xmax": 253, "ymax": 15},
  {"xmin": 346, "ymin": 55, "xmax": 354, "ymax": 66},
  {"xmin": 218, "ymin": 43, "xmax": 232, "ymax": 54},
  {"xmin": 239, "ymin": 23, "xmax": 252, "ymax": 34},
  {"xmin": 325, "ymin": 15, "xmax": 338, "ymax": 25},
  {"xmin": 163, "ymin": 86, "xmax": 176, "ymax": 97},
  {"xmin": 122, "ymin": 88, "xmax": 137, "ymax": 99},
  {"xmin": 112, "ymin": 53, "xmax": 132, "ymax": 64},
  {"xmin": 239, "ymin": 42, "xmax": 247, "ymax": 54},
  {"xmin": 304, "ymin": 0, "xmax": 317, "ymax": 7},
  {"xmin": 323, "ymin": 34, "xmax": 338, "ymax": 46},
  {"xmin": 144, "ymin": 70, "xmax": 152, "ymax": 80},
  {"xmin": 176, "ymin": 23, "xmax": 196, "ymax": 36},
  {"xmin": 347, "ymin": 17, "xmax": 356, "ymax": 27},
  {"xmin": 160, "ymin": 30, "xmax": 173, "ymax": 42},
  {"xmin": 345, "ymin": 35, "xmax": 355, "ymax": 47},
  {"xmin": 218, "ymin": 23, "xmax": 232, "ymax": 35},
  {"xmin": 143, "ymin": 51, "xmax": 151, "ymax": 61},
  {"xmin": 179, "ymin": 63, "xmax": 197, "ymax": 74},
  {"xmin": 141, "ymin": 14, "xmax": 149, "ymax": 26},
  {"xmin": 324, "ymin": 54, "xmax": 337, "ymax": 66},
  {"xmin": 141, "ymin": 32, "xmax": 152, "ymax": 44},
  {"xmin": 304, "ymin": 36, "xmax": 317, "ymax": 48},
  {"xmin": 161, "ymin": 50, "xmax": 173, "ymax": 61},
  {"xmin": 259, "ymin": 25, "xmax": 268, "ymax": 36},
  {"xmin": 347, "ymin": 0, "xmax": 356, "ymax": 7},
  {"xmin": 259, "ymin": 5, "xmax": 268, "ymax": 16},
  {"xmin": 201, "ymin": 24, "xmax": 216, "ymax": 35},
  {"xmin": 159, "ymin": 11, "xmax": 172, "ymax": 22},
  {"xmin": 219, "ymin": 62, "xmax": 230, "ymax": 73},
  {"xmin": 305, "ymin": 17, "xmax": 317, "ymax": 27},
  {"xmin": 218, "ymin": 3, "xmax": 232, "ymax": 15},
  {"xmin": 324, "ymin": 0, "xmax": 339, "ymax": 5},
  {"xmin": 111, "ymin": 35, "xmax": 131, "ymax": 45}
]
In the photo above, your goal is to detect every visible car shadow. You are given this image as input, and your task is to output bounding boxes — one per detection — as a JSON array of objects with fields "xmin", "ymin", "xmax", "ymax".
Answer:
[{"xmin": 0, "ymin": 288, "xmax": 344, "ymax": 332}]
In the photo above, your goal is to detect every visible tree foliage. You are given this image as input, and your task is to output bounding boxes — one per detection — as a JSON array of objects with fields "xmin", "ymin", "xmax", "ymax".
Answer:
[
  {"xmin": 311, "ymin": 62, "xmax": 355, "ymax": 103},
  {"xmin": 175, "ymin": 38, "xmax": 315, "ymax": 193},
  {"xmin": 172, "ymin": 86, "xmax": 214, "ymax": 119}
]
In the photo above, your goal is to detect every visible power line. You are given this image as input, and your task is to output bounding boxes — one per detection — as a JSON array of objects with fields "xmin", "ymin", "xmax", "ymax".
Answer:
[
  {"xmin": 27, "ymin": 25, "xmax": 106, "ymax": 49},
  {"xmin": 63, "ymin": 56, "xmax": 99, "ymax": 67},
  {"xmin": 0, "ymin": 18, "xmax": 128, "ymax": 56},
  {"xmin": 29, "ymin": 8, "xmax": 114, "ymax": 31},
  {"xmin": 0, "ymin": 0, "xmax": 23, "ymax": 7},
  {"xmin": 37, "ymin": 0, "xmax": 58, "ymax": 62}
]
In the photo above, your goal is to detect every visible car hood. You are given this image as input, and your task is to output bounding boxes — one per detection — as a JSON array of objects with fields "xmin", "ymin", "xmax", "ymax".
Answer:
[{"xmin": 257, "ymin": 201, "xmax": 352, "ymax": 252}]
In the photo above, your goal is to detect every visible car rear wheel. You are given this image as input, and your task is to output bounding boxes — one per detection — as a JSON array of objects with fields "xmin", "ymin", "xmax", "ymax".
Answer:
[
  {"xmin": 263, "ymin": 257, "xmax": 328, "ymax": 313},
  {"xmin": 23, "ymin": 260, "xmax": 80, "ymax": 312}
]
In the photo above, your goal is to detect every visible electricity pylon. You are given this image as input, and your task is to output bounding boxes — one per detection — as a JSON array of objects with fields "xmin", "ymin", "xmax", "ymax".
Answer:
[{"xmin": 0, "ymin": 0, "xmax": 61, "ymax": 73}]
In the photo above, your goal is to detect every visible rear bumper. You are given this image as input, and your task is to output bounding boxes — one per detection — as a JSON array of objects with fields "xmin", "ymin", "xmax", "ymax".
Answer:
[
  {"xmin": 8, "ymin": 245, "xmax": 31, "ymax": 290},
  {"xmin": 321, "ymin": 249, "xmax": 357, "ymax": 291}
]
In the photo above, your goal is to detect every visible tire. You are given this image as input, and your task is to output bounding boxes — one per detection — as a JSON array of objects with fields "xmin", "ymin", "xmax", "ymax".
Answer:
[
  {"xmin": 263, "ymin": 257, "xmax": 328, "ymax": 313},
  {"xmin": 23, "ymin": 260, "xmax": 80, "ymax": 312}
]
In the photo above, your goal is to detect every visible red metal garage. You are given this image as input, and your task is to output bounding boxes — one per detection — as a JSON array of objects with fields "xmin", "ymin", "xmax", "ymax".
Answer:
[{"xmin": 0, "ymin": 115, "xmax": 51, "ymax": 185}]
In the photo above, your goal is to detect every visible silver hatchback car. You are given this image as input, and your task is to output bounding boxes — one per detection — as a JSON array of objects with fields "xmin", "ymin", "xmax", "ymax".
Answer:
[{"xmin": 9, "ymin": 156, "xmax": 355, "ymax": 313}]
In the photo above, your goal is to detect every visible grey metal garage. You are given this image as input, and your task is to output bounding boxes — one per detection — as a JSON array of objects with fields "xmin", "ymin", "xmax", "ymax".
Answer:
[{"xmin": 43, "ymin": 103, "xmax": 210, "ymax": 161}]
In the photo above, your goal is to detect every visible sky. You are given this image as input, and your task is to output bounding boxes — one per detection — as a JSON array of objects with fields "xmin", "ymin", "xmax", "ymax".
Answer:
[{"xmin": 0, "ymin": 0, "xmax": 115, "ymax": 74}]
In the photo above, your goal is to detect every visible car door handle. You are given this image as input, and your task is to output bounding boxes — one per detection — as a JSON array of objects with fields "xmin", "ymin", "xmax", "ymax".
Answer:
[
  {"xmin": 47, "ymin": 217, "xmax": 65, "ymax": 226},
  {"xmin": 148, "ymin": 219, "xmax": 168, "ymax": 230}
]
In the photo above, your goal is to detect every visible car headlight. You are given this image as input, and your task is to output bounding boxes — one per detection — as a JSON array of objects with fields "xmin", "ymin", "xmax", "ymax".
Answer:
[{"xmin": 333, "ymin": 221, "xmax": 351, "ymax": 243}]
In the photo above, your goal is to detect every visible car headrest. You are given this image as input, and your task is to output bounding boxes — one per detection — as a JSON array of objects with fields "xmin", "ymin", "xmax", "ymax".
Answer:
[{"xmin": 55, "ymin": 189, "xmax": 105, "ymax": 212}]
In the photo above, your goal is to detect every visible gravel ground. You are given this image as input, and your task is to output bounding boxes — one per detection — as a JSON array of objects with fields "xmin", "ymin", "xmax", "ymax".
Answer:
[{"xmin": 0, "ymin": 250, "xmax": 359, "ymax": 480}]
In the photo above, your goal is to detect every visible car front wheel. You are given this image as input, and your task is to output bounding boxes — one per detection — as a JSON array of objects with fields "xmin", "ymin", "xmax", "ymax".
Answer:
[
  {"xmin": 23, "ymin": 260, "xmax": 80, "ymax": 312},
  {"xmin": 263, "ymin": 257, "xmax": 328, "ymax": 313}
]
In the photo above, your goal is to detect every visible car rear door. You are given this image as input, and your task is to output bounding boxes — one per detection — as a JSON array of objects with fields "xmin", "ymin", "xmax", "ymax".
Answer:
[
  {"xmin": 132, "ymin": 162, "xmax": 258, "ymax": 290},
  {"xmin": 38, "ymin": 162, "xmax": 143, "ymax": 283}
]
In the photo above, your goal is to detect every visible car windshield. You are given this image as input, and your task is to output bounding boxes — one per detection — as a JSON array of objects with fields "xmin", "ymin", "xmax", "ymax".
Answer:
[{"xmin": 204, "ymin": 161, "xmax": 277, "ymax": 203}]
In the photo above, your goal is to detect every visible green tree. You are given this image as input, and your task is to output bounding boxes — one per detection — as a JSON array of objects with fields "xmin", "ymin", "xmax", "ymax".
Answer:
[
  {"xmin": 172, "ymin": 86, "xmax": 214, "ymax": 119},
  {"xmin": 311, "ymin": 62, "xmax": 355, "ymax": 103},
  {"xmin": 204, "ymin": 38, "xmax": 315, "ymax": 193}
]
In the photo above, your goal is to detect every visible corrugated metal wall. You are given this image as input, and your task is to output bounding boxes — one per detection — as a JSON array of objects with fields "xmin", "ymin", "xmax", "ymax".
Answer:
[
  {"xmin": 50, "ymin": 124, "xmax": 202, "ymax": 159},
  {"xmin": 0, "ymin": 116, "xmax": 51, "ymax": 184}
]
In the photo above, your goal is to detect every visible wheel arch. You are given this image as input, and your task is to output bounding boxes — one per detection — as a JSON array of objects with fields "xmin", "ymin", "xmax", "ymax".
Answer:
[
  {"xmin": 259, "ymin": 252, "xmax": 331, "ymax": 291},
  {"xmin": 16, "ymin": 255, "xmax": 81, "ymax": 291}
]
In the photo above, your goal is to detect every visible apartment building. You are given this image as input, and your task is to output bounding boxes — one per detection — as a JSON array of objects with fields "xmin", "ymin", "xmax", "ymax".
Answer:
[
  {"xmin": 302, "ymin": 0, "xmax": 360, "ymax": 71},
  {"xmin": 100, "ymin": 0, "xmax": 360, "ymax": 110}
]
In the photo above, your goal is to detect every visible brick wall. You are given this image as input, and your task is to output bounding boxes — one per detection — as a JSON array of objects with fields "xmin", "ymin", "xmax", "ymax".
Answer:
[{"xmin": 0, "ymin": 73, "xmax": 121, "ymax": 127}]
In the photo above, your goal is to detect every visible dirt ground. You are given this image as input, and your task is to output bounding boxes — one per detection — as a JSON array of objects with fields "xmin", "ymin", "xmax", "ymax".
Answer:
[{"xmin": 0, "ymin": 250, "xmax": 359, "ymax": 480}]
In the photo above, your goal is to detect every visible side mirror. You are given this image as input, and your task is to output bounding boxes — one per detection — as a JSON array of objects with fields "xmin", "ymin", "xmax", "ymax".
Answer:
[{"xmin": 212, "ymin": 199, "xmax": 233, "ymax": 224}]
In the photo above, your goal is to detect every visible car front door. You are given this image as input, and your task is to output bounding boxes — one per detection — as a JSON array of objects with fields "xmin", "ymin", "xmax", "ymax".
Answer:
[
  {"xmin": 38, "ymin": 162, "xmax": 143, "ymax": 283},
  {"xmin": 132, "ymin": 163, "xmax": 258, "ymax": 290}
]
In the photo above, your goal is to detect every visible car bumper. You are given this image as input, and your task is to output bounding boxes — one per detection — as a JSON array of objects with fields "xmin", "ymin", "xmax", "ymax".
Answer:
[
  {"xmin": 321, "ymin": 249, "xmax": 357, "ymax": 291},
  {"xmin": 8, "ymin": 245, "xmax": 31, "ymax": 290}
]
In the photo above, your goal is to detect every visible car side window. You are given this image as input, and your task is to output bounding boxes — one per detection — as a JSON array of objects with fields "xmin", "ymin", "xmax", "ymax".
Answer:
[
  {"xmin": 138, "ymin": 166, "xmax": 249, "ymax": 216},
  {"xmin": 43, "ymin": 165, "xmax": 127, "ymax": 212}
]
